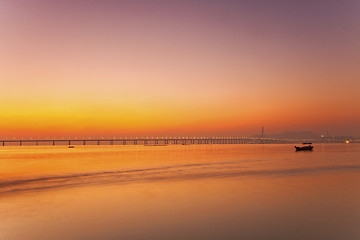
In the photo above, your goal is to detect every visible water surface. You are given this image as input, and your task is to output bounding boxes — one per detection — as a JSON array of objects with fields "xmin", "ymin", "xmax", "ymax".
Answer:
[{"xmin": 1, "ymin": 144, "xmax": 359, "ymax": 240}]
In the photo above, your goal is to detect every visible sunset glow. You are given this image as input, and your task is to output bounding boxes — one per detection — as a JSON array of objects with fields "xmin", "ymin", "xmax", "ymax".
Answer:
[{"xmin": 1, "ymin": 0, "xmax": 359, "ymax": 137}]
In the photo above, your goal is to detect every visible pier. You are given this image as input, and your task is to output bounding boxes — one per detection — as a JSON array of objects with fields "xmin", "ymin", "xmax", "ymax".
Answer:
[{"xmin": 0, "ymin": 137, "xmax": 292, "ymax": 147}]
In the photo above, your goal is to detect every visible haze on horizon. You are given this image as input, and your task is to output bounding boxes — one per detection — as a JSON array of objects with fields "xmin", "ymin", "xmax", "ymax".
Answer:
[{"xmin": 1, "ymin": 0, "xmax": 359, "ymax": 137}]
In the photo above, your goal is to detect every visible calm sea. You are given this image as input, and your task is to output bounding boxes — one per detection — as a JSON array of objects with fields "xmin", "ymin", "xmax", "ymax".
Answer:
[{"xmin": 1, "ymin": 144, "xmax": 359, "ymax": 240}]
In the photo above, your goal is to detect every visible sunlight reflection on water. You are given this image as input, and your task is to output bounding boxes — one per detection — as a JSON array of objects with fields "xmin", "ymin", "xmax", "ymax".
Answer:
[{"xmin": 1, "ymin": 144, "xmax": 360, "ymax": 240}]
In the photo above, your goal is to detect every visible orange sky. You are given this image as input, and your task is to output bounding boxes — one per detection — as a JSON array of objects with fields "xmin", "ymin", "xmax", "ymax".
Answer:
[{"xmin": 1, "ymin": 0, "xmax": 360, "ymax": 137}]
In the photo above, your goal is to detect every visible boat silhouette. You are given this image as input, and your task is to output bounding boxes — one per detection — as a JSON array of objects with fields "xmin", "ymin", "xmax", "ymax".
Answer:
[{"xmin": 295, "ymin": 142, "xmax": 313, "ymax": 151}]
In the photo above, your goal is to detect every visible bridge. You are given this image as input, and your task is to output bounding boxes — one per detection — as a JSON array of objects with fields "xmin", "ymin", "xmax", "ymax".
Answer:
[{"xmin": 0, "ymin": 137, "xmax": 293, "ymax": 146}]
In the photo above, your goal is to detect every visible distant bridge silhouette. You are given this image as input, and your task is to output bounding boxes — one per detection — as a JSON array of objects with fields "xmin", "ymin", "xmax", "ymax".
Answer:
[{"xmin": 0, "ymin": 137, "xmax": 295, "ymax": 146}]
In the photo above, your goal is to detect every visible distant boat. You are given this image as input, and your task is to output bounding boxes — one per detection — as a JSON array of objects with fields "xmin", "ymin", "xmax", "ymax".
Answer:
[{"xmin": 295, "ymin": 143, "xmax": 313, "ymax": 151}]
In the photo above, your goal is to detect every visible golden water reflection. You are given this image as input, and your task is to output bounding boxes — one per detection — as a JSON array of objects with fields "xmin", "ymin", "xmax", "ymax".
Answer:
[{"xmin": 1, "ymin": 144, "xmax": 360, "ymax": 240}]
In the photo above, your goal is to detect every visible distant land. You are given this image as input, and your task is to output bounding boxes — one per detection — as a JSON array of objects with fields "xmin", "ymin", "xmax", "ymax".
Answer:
[
  {"xmin": 252, "ymin": 131, "xmax": 319, "ymax": 139},
  {"xmin": 253, "ymin": 131, "xmax": 356, "ymax": 140},
  {"xmin": 270, "ymin": 131, "xmax": 320, "ymax": 139}
]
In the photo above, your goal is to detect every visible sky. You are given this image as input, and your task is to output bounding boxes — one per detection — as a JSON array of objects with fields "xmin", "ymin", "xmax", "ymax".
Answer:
[{"xmin": 1, "ymin": 0, "xmax": 360, "ymax": 137}]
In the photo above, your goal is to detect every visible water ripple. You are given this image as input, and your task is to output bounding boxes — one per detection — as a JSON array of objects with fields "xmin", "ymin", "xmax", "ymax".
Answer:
[{"xmin": 1, "ymin": 162, "xmax": 360, "ymax": 195}]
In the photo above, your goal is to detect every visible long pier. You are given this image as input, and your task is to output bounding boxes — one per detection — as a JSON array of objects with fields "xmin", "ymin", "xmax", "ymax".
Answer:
[{"xmin": 0, "ymin": 137, "xmax": 292, "ymax": 146}]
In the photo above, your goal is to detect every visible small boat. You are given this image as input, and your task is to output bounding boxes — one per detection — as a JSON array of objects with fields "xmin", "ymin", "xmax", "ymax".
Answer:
[{"xmin": 295, "ymin": 143, "xmax": 313, "ymax": 151}]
